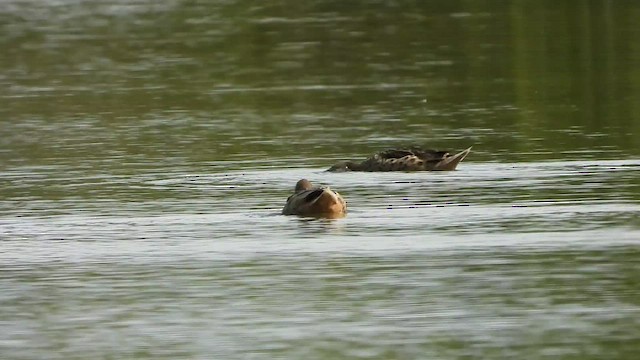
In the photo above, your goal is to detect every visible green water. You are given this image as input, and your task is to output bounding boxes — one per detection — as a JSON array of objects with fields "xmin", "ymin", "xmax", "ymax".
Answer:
[{"xmin": 1, "ymin": 1, "xmax": 639, "ymax": 359}]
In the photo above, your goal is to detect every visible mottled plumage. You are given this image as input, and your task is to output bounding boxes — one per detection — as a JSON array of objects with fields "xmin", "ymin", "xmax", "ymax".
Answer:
[
  {"xmin": 327, "ymin": 147, "xmax": 471, "ymax": 172},
  {"xmin": 282, "ymin": 179, "xmax": 347, "ymax": 218}
]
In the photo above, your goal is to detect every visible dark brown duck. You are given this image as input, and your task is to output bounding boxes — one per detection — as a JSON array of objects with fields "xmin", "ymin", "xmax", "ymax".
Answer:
[{"xmin": 327, "ymin": 147, "xmax": 472, "ymax": 172}]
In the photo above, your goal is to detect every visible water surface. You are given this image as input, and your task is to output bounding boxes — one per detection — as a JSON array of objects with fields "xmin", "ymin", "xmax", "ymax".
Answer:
[{"xmin": 1, "ymin": 1, "xmax": 640, "ymax": 359}]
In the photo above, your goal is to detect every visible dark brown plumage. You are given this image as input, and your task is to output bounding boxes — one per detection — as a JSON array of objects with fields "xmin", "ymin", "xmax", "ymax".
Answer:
[{"xmin": 327, "ymin": 147, "xmax": 472, "ymax": 172}]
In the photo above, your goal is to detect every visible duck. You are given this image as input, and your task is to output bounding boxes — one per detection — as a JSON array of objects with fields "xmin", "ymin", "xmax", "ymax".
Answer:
[
  {"xmin": 282, "ymin": 179, "xmax": 347, "ymax": 218},
  {"xmin": 327, "ymin": 146, "xmax": 472, "ymax": 172}
]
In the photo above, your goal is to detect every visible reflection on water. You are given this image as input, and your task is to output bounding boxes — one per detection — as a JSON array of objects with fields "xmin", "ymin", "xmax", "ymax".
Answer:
[
  {"xmin": 1, "ymin": 0, "xmax": 640, "ymax": 359},
  {"xmin": 2, "ymin": 0, "xmax": 639, "ymax": 165}
]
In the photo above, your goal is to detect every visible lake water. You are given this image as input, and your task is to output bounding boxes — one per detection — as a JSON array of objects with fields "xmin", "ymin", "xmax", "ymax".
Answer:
[{"xmin": 1, "ymin": 1, "xmax": 640, "ymax": 359}]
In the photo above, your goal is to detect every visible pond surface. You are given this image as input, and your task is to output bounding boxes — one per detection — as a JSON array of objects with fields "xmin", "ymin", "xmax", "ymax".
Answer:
[{"xmin": 1, "ymin": 1, "xmax": 640, "ymax": 359}]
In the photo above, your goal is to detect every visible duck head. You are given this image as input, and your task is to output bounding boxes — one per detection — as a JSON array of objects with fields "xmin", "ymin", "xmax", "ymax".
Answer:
[{"xmin": 294, "ymin": 178, "xmax": 313, "ymax": 192}]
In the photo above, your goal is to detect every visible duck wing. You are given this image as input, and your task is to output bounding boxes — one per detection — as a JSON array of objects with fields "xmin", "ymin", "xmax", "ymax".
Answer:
[
  {"xmin": 360, "ymin": 148, "xmax": 445, "ymax": 171},
  {"xmin": 376, "ymin": 149, "xmax": 418, "ymax": 160}
]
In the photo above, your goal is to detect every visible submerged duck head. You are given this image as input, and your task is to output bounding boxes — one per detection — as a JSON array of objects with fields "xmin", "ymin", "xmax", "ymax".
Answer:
[
  {"xmin": 282, "ymin": 179, "xmax": 347, "ymax": 218},
  {"xmin": 326, "ymin": 161, "xmax": 362, "ymax": 172}
]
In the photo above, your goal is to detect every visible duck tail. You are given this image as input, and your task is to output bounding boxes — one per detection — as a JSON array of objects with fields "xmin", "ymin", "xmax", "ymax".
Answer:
[{"xmin": 434, "ymin": 146, "xmax": 472, "ymax": 171}]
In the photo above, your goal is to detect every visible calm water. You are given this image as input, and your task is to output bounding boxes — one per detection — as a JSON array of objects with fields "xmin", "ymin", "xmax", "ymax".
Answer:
[{"xmin": 1, "ymin": 1, "xmax": 640, "ymax": 359}]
